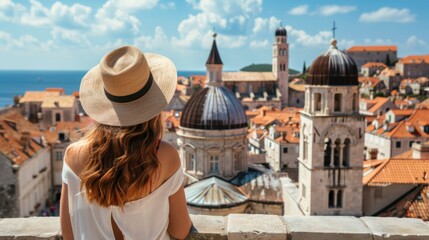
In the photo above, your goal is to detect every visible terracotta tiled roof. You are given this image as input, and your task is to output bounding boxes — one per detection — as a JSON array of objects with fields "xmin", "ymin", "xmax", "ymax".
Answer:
[
  {"xmin": 0, "ymin": 111, "xmax": 44, "ymax": 165},
  {"xmin": 289, "ymin": 83, "xmax": 305, "ymax": 92},
  {"xmin": 363, "ymin": 158, "xmax": 429, "ymax": 185},
  {"xmin": 163, "ymin": 110, "xmax": 181, "ymax": 130},
  {"xmin": 72, "ymin": 91, "xmax": 80, "ymax": 97},
  {"xmin": 377, "ymin": 185, "xmax": 429, "ymax": 221},
  {"xmin": 359, "ymin": 77, "xmax": 381, "ymax": 86},
  {"xmin": 384, "ymin": 110, "xmax": 429, "ymax": 138},
  {"xmin": 361, "ymin": 62, "xmax": 388, "ymax": 68},
  {"xmin": 391, "ymin": 90, "xmax": 399, "ymax": 96},
  {"xmin": 274, "ymin": 125, "xmax": 300, "ymax": 143},
  {"xmin": 44, "ymin": 118, "xmax": 92, "ymax": 144},
  {"xmin": 45, "ymin": 88, "xmax": 65, "ymax": 94},
  {"xmin": 190, "ymin": 75, "xmax": 206, "ymax": 88},
  {"xmin": 399, "ymin": 55, "xmax": 429, "ymax": 64},
  {"xmin": 222, "ymin": 72, "xmax": 276, "ymax": 82},
  {"xmin": 367, "ymin": 97, "xmax": 390, "ymax": 113},
  {"xmin": 379, "ymin": 68, "xmax": 401, "ymax": 77},
  {"xmin": 347, "ymin": 45, "xmax": 397, "ymax": 52},
  {"xmin": 390, "ymin": 109, "xmax": 414, "ymax": 116},
  {"xmin": 19, "ymin": 91, "xmax": 60, "ymax": 103},
  {"xmin": 41, "ymin": 95, "xmax": 76, "ymax": 108}
]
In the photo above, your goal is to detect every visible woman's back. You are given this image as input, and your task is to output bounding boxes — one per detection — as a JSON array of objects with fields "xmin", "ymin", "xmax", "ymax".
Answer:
[{"xmin": 61, "ymin": 141, "xmax": 190, "ymax": 240}]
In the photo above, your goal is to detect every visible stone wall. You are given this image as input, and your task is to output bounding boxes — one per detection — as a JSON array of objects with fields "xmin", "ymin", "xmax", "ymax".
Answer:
[
  {"xmin": 0, "ymin": 155, "xmax": 18, "ymax": 218},
  {"xmin": 1, "ymin": 214, "xmax": 429, "ymax": 239}
]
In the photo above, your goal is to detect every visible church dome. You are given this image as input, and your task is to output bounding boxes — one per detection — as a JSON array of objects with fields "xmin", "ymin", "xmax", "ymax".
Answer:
[
  {"xmin": 275, "ymin": 27, "xmax": 287, "ymax": 36},
  {"xmin": 180, "ymin": 85, "xmax": 247, "ymax": 130},
  {"xmin": 308, "ymin": 39, "xmax": 358, "ymax": 86}
]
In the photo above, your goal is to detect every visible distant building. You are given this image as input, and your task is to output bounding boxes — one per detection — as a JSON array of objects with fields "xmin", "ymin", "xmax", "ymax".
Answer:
[
  {"xmin": 365, "ymin": 109, "xmax": 429, "ymax": 159},
  {"xmin": 288, "ymin": 78, "xmax": 305, "ymax": 108},
  {"xmin": 265, "ymin": 124, "xmax": 300, "ymax": 172},
  {"xmin": 298, "ymin": 39, "xmax": 364, "ymax": 216},
  {"xmin": 359, "ymin": 97, "xmax": 396, "ymax": 117},
  {"xmin": 363, "ymin": 143, "xmax": 429, "ymax": 220},
  {"xmin": 346, "ymin": 45, "xmax": 397, "ymax": 70},
  {"xmin": 358, "ymin": 77, "xmax": 387, "ymax": 97},
  {"xmin": 378, "ymin": 68, "xmax": 402, "ymax": 91},
  {"xmin": 0, "ymin": 111, "xmax": 51, "ymax": 217},
  {"xmin": 396, "ymin": 55, "xmax": 429, "ymax": 78},
  {"xmin": 361, "ymin": 62, "xmax": 387, "ymax": 77}
]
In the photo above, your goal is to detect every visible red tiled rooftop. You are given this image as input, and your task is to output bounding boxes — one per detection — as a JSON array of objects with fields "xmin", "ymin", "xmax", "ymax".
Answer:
[
  {"xmin": 347, "ymin": 45, "xmax": 397, "ymax": 52},
  {"xmin": 361, "ymin": 62, "xmax": 388, "ymax": 68}
]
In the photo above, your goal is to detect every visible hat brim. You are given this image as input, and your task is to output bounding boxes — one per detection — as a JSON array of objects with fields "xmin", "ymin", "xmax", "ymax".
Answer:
[{"xmin": 80, "ymin": 53, "xmax": 177, "ymax": 126}]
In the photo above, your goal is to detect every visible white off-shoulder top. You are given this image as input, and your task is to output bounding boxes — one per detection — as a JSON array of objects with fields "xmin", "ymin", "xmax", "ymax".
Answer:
[{"xmin": 62, "ymin": 162, "xmax": 184, "ymax": 240}]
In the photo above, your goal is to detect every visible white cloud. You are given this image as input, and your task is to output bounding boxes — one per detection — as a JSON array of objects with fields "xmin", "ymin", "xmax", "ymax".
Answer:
[
  {"xmin": 253, "ymin": 16, "xmax": 280, "ymax": 34},
  {"xmin": 175, "ymin": 0, "xmax": 262, "ymax": 49},
  {"xmin": 217, "ymin": 34, "xmax": 247, "ymax": 48},
  {"xmin": 250, "ymin": 39, "xmax": 269, "ymax": 48},
  {"xmin": 50, "ymin": 2, "xmax": 92, "ymax": 29},
  {"xmin": 51, "ymin": 28, "xmax": 90, "ymax": 46},
  {"xmin": 134, "ymin": 26, "xmax": 169, "ymax": 50},
  {"xmin": 20, "ymin": 0, "xmax": 49, "ymax": 26},
  {"xmin": 0, "ymin": 0, "xmax": 25, "ymax": 22},
  {"xmin": 360, "ymin": 7, "xmax": 415, "ymax": 23},
  {"xmin": 0, "ymin": 31, "xmax": 54, "ymax": 51},
  {"xmin": 318, "ymin": 5, "xmax": 356, "ymax": 16},
  {"xmin": 286, "ymin": 25, "xmax": 331, "ymax": 46},
  {"xmin": 406, "ymin": 36, "xmax": 426, "ymax": 47},
  {"xmin": 288, "ymin": 5, "xmax": 308, "ymax": 15},
  {"xmin": 160, "ymin": 2, "xmax": 176, "ymax": 9}
]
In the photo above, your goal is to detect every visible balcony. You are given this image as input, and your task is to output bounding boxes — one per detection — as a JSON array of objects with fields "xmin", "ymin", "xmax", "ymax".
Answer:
[{"xmin": 0, "ymin": 214, "xmax": 428, "ymax": 239}]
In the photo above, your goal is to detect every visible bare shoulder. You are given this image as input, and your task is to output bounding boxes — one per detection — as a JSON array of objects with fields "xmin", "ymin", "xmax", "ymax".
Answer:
[
  {"xmin": 64, "ymin": 140, "xmax": 88, "ymax": 175},
  {"xmin": 157, "ymin": 141, "xmax": 181, "ymax": 178}
]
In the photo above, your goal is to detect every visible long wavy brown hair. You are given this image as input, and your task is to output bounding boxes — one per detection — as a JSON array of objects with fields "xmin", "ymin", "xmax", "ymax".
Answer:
[{"xmin": 79, "ymin": 113, "xmax": 164, "ymax": 208}]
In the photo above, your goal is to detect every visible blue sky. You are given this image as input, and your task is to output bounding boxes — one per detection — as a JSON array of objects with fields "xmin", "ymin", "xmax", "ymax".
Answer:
[{"xmin": 0, "ymin": 0, "xmax": 428, "ymax": 71}]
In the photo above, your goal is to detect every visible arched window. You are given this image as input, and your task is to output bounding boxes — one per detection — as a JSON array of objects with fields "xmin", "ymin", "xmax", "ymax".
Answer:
[
  {"xmin": 314, "ymin": 93, "xmax": 322, "ymax": 112},
  {"xmin": 187, "ymin": 153, "xmax": 195, "ymax": 171},
  {"xmin": 337, "ymin": 190, "xmax": 343, "ymax": 208},
  {"xmin": 324, "ymin": 138, "xmax": 331, "ymax": 167},
  {"xmin": 334, "ymin": 94, "xmax": 342, "ymax": 112},
  {"xmin": 334, "ymin": 138, "xmax": 341, "ymax": 167},
  {"xmin": 343, "ymin": 139, "xmax": 351, "ymax": 167},
  {"xmin": 303, "ymin": 125, "xmax": 308, "ymax": 161},
  {"xmin": 328, "ymin": 190, "xmax": 335, "ymax": 208}
]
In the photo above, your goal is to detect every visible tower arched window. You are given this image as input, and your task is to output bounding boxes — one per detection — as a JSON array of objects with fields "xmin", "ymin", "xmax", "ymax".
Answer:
[
  {"xmin": 234, "ymin": 151, "xmax": 242, "ymax": 171},
  {"xmin": 303, "ymin": 125, "xmax": 308, "ymax": 161},
  {"xmin": 324, "ymin": 138, "xmax": 331, "ymax": 167},
  {"xmin": 334, "ymin": 138, "xmax": 341, "ymax": 167},
  {"xmin": 343, "ymin": 138, "xmax": 351, "ymax": 167},
  {"xmin": 337, "ymin": 190, "xmax": 343, "ymax": 208},
  {"xmin": 328, "ymin": 190, "xmax": 335, "ymax": 208}
]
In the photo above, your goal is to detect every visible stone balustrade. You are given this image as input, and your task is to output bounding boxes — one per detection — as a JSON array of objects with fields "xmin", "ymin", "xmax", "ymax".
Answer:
[{"xmin": 1, "ymin": 214, "xmax": 429, "ymax": 239}]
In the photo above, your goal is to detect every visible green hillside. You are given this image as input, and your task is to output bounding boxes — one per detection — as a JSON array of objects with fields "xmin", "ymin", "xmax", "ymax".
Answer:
[{"xmin": 240, "ymin": 63, "xmax": 299, "ymax": 75}]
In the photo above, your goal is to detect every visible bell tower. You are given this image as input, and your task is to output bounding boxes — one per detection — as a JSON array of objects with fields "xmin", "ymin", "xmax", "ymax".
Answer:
[
  {"xmin": 272, "ymin": 25, "xmax": 289, "ymax": 107},
  {"xmin": 298, "ymin": 39, "xmax": 364, "ymax": 216}
]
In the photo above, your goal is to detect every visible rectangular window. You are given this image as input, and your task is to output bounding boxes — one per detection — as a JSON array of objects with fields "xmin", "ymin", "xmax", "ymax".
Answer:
[
  {"xmin": 314, "ymin": 93, "xmax": 322, "ymax": 111},
  {"xmin": 334, "ymin": 94, "xmax": 342, "ymax": 112},
  {"xmin": 55, "ymin": 151, "xmax": 63, "ymax": 161},
  {"xmin": 396, "ymin": 141, "xmax": 401, "ymax": 148},
  {"xmin": 210, "ymin": 155, "xmax": 219, "ymax": 173},
  {"xmin": 283, "ymin": 147, "xmax": 288, "ymax": 153},
  {"xmin": 189, "ymin": 153, "xmax": 195, "ymax": 170},
  {"xmin": 302, "ymin": 184, "xmax": 306, "ymax": 198}
]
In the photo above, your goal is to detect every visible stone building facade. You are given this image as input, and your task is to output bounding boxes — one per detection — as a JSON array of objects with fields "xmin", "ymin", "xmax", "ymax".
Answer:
[
  {"xmin": 346, "ymin": 45, "xmax": 397, "ymax": 70},
  {"xmin": 298, "ymin": 40, "xmax": 364, "ymax": 216},
  {"xmin": 396, "ymin": 55, "xmax": 429, "ymax": 78}
]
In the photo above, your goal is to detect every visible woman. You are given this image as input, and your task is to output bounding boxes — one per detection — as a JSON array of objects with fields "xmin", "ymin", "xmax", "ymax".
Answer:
[{"xmin": 60, "ymin": 46, "xmax": 192, "ymax": 240}]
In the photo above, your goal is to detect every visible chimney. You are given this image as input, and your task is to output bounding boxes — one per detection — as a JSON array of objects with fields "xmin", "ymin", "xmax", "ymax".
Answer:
[
  {"xmin": 21, "ymin": 131, "xmax": 31, "ymax": 151},
  {"xmin": 282, "ymin": 132, "xmax": 287, "ymax": 141},
  {"xmin": 412, "ymin": 143, "xmax": 429, "ymax": 159}
]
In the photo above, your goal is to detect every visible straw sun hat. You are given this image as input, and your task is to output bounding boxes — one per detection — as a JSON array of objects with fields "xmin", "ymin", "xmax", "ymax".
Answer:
[{"xmin": 80, "ymin": 46, "xmax": 177, "ymax": 126}]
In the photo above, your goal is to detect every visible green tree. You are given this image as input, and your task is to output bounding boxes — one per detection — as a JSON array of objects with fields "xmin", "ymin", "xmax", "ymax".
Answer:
[
  {"xmin": 302, "ymin": 61, "xmax": 306, "ymax": 74},
  {"xmin": 385, "ymin": 54, "xmax": 391, "ymax": 67}
]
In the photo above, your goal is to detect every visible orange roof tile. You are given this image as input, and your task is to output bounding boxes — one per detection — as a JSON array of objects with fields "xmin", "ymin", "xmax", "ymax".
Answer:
[
  {"xmin": 367, "ymin": 97, "xmax": 390, "ymax": 113},
  {"xmin": 347, "ymin": 45, "xmax": 397, "ymax": 52},
  {"xmin": 400, "ymin": 55, "xmax": 429, "ymax": 64},
  {"xmin": 358, "ymin": 77, "xmax": 381, "ymax": 86},
  {"xmin": 390, "ymin": 109, "xmax": 414, "ymax": 116},
  {"xmin": 45, "ymin": 88, "xmax": 65, "ymax": 94},
  {"xmin": 361, "ymin": 62, "xmax": 387, "ymax": 68},
  {"xmin": 0, "ymin": 111, "xmax": 44, "ymax": 165}
]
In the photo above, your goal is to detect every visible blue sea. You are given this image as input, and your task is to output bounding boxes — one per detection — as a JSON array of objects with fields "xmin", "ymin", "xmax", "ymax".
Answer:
[{"xmin": 0, "ymin": 70, "xmax": 205, "ymax": 108}]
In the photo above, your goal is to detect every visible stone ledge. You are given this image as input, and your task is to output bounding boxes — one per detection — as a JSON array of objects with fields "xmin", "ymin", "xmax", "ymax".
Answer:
[{"xmin": 0, "ymin": 215, "xmax": 428, "ymax": 240}]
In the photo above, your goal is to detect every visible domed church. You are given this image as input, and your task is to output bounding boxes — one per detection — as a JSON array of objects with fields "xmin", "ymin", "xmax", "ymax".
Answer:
[{"xmin": 177, "ymin": 33, "xmax": 249, "ymax": 180}]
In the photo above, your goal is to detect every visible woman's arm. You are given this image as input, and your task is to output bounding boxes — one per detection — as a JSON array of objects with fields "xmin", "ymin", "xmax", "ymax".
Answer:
[
  {"xmin": 168, "ymin": 186, "xmax": 192, "ymax": 239},
  {"xmin": 60, "ymin": 183, "xmax": 74, "ymax": 240}
]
